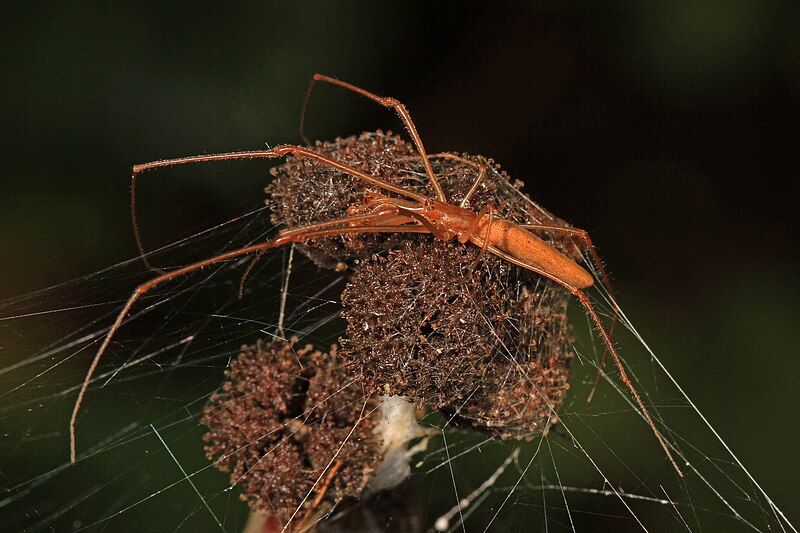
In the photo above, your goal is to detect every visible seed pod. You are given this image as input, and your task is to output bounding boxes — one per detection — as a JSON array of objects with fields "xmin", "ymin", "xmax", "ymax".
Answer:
[
  {"xmin": 341, "ymin": 238, "xmax": 574, "ymax": 439},
  {"xmin": 201, "ymin": 338, "xmax": 382, "ymax": 525}
]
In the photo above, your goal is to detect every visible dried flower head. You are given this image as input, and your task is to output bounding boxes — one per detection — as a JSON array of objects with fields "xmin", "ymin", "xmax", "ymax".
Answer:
[
  {"xmin": 201, "ymin": 338, "xmax": 382, "ymax": 525},
  {"xmin": 340, "ymin": 238, "xmax": 573, "ymax": 439}
]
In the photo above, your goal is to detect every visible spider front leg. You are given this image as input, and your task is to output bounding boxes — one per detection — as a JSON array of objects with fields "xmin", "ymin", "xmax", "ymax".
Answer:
[
  {"xmin": 129, "ymin": 143, "xmax": 431, "ymax": 271},
  {"xmin": 238, "ymin": 205, "xmax": 416, "ymax": 297},
  {"xmin": 300, "ymin": 74, "xmax": 447, "ymax": 202},
  {"xmin": 296, "ymin": 460, "xmax": 344, "ymax": 531},
  {"xmin": 69, "ymin": 215, "xmax": 431, "ymax": 464},
  {"xmin": 130, "ymin": 173, "xmax": 166, "ymax": 274}
]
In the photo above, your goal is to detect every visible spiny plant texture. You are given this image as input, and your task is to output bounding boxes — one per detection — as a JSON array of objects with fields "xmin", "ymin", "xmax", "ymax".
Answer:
[{"xmin": 202, "ymin": 338, "xmax": 382, "ymax": 524}]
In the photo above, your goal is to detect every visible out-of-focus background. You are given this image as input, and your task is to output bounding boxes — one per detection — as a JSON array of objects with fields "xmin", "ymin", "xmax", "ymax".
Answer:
[{"xmin": 1, "ymin": 3, "xmax": 798, "ymax": 531}]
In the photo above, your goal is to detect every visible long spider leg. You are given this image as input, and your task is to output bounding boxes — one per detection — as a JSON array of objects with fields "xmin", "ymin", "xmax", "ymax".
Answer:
[
  {"xmin": 274, "ymin": 223, "xmax": 431, "ymax": 244},
  {"xmin": 520, "ymin": 223, "xmax": 621, "ymax": 401},
  {"xmin": 238, "ymin": 249, "xmax": 267, "ymax": 298},
  {"xmin": 276, "ymin": 244, "xmax": 294, "ymax": 339},
  {"xmin": 131, "ymin": 150, "xmax": 429, "ymax": 202},
  {"xmin": 395, "ymin": 152, "xmax": 489, "ymax": 207},
  {"xmin": 297, "ymin": 460, "xmax": 344, "ymax": 531},
  {"xmin": 299, "ymin": 79, "xmax": 316, "ymax": 146},
  {"xmin": 423, "ymin": 152, "xmax": 488, "ymax": 207},
  {"xmin": 276, "ymin": 205, "xmax": 410, "ymax": 239},
  {"xmin": 69, "ymin": 221, "xmax": 431, "ymax": 464},
  {"xmin": 128, "ymin": 145, "xmax": 431, "ymax": 272},
  {"xmin": 485, "ymin": 244, "xmax": 683, "ymax": 477},
  {"xmin": 130, "ymin": 175, "xmax": 166, "ymax": 274},
  {"xmin": 301, "ymin": 74, "xmax": 446, "ymax": 202},
  {"xmin": 460, "ymin": 164, "xmax": 487, "ymax": 208},
  {"xmin": 238, "ymin": 207, "xmax": 412, "ymax": 298}
]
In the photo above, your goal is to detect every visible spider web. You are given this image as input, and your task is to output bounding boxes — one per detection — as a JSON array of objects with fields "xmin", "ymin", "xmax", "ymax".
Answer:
[{"xmin": 0, "ymin": 162, "xmax": 795, "ymax": 533}]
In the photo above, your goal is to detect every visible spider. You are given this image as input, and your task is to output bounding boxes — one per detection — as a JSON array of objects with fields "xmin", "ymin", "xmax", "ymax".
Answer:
[{"xmin": 68, "ymin": 74, "xmax": 681, "ymax": 477}]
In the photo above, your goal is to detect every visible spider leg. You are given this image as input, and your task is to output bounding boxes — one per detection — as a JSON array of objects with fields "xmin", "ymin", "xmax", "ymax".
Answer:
[
  {"xmin": 129, "ymin": 144, "xmax": 431, "ymax": 271},
  {"xmin": 276, "ymin": 244, "xmax": 294, "ymax": 339},
  {"xmin": 301, "ymin": 74, "xmax": 446, "ymax": 202},
  {"xmin": 396, "ymin": 152, "xmax": 489, "ymax": 208},
  {"xmin": 485, "ymin": 244, "xmax": 683, "ymax": 477},
  {"xmin": 130, "ymin": 175, "xmax": 166, "ymax": 274},
  {"xmin": 297, "ymin": 460, "xmax": 344, "ymax": 531},
  {"xmin": 239, "ymin": 204, "xmax": 416, "ymax": 296},
  {"xmin": 69, "ymin": 217, "xmax": 430, "ymax": 464},
  {"xmin": 425, "ymin": 152, "xmax": 488, "ymax": 207},
  {"xmin": 238, "ymin": 249, "xmax": 268, "ymax": 298},
  {"xmin": 520, "ymin": 223, "xmax": 620, "ymax": 401}
]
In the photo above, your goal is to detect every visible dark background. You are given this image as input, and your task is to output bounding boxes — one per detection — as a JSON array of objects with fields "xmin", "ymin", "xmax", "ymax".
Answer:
[{"xmin": 1, "ymin": 2, "xmax": 798, "ymax": 531}]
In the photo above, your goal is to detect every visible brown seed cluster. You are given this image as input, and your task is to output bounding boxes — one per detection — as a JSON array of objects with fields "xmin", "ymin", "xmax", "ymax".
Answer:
[
  {"xmin": 201, "ymin": 338, "xmax": 382, "ymax": 525},
  {"xmin": 341, "ymin": 238, "xmax": 573, "ymax": 439}
]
